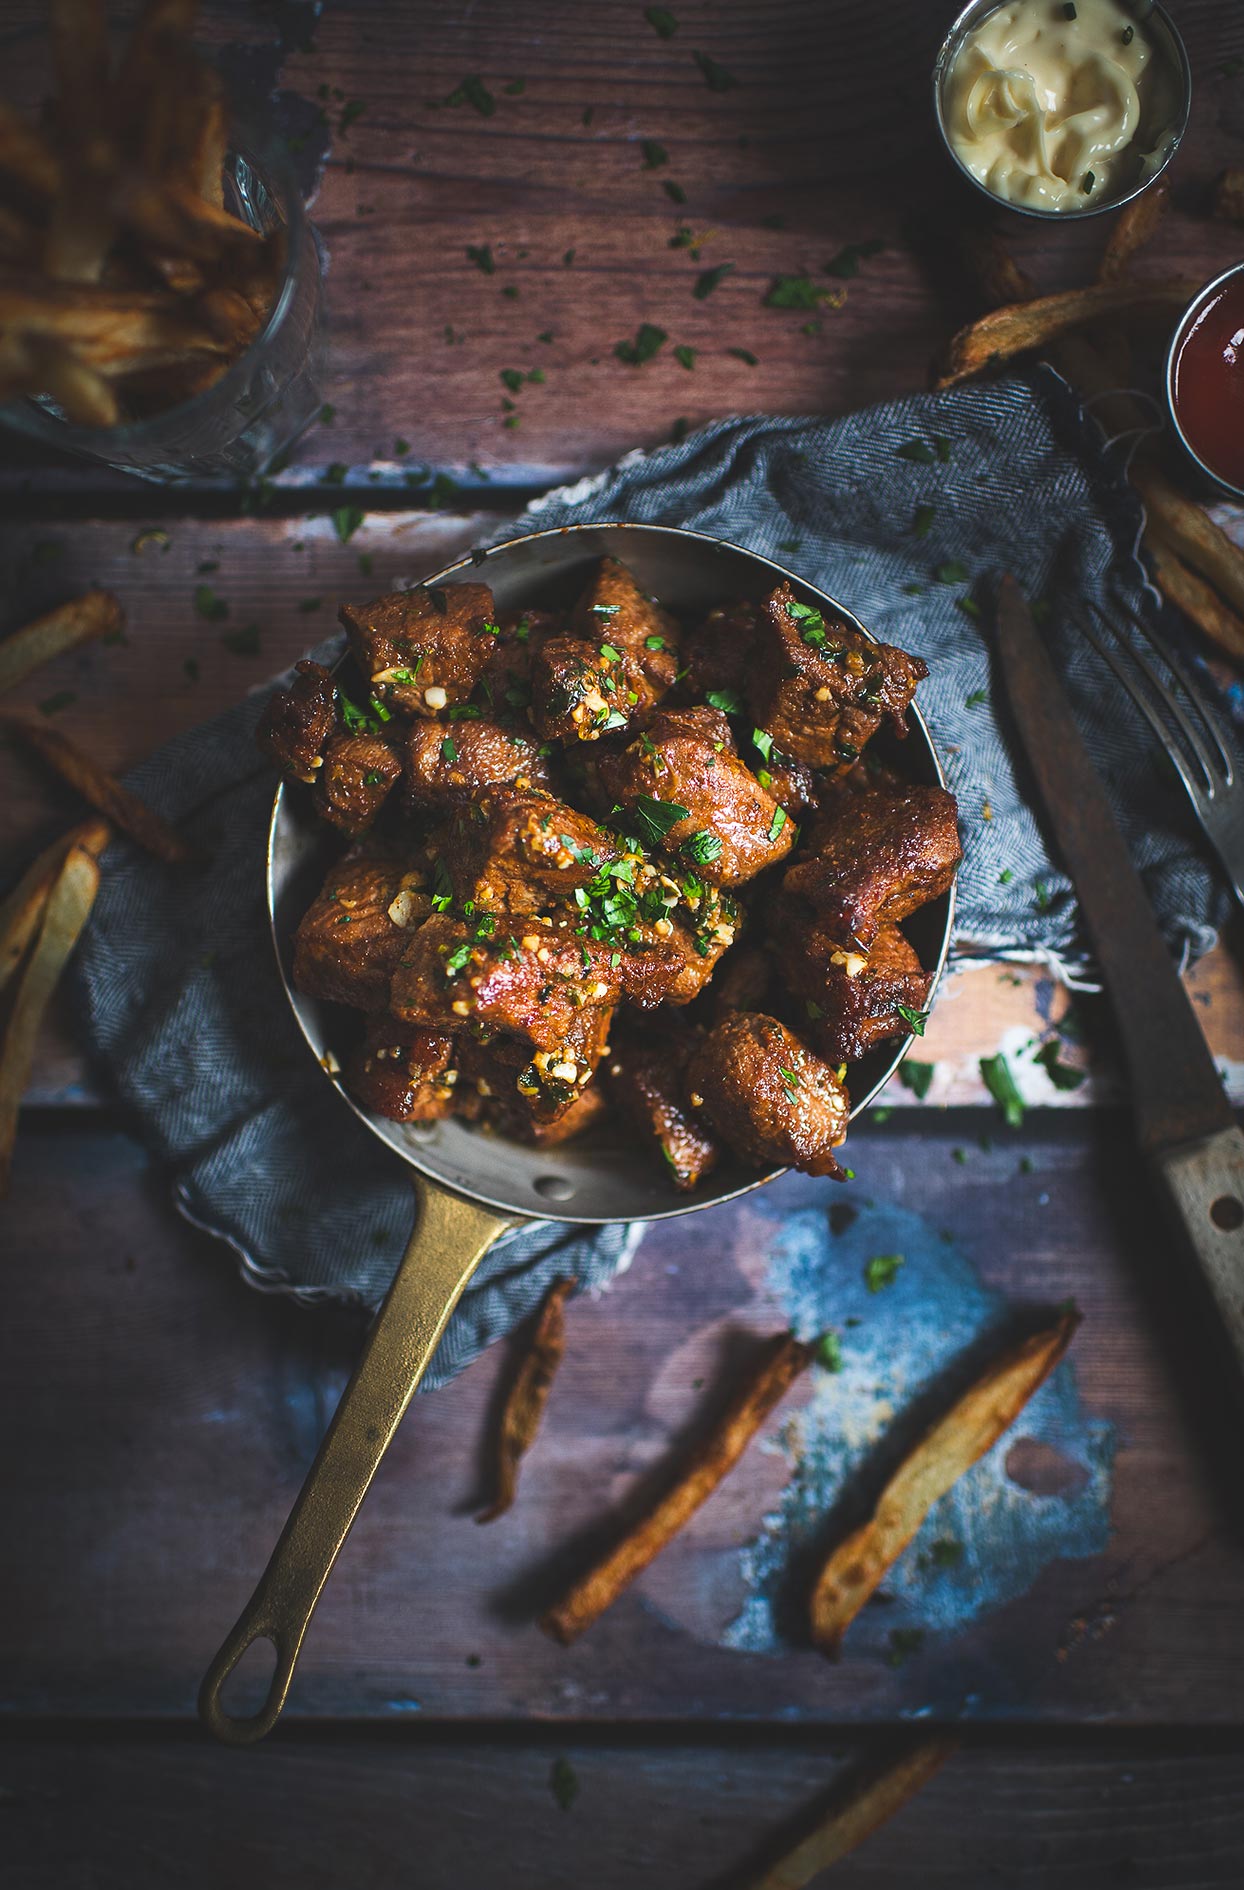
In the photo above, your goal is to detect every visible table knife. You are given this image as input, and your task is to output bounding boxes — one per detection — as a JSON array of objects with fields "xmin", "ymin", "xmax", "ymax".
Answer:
[{"xmin": 993, "ymin": 574, "xmax": 1244, "ymax": 1381}]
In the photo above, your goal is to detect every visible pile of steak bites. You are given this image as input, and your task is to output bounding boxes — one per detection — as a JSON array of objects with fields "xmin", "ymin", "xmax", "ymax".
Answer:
[{"xmin": 258, "ymin": 556, "xmax": 961, "ymax": 1189}]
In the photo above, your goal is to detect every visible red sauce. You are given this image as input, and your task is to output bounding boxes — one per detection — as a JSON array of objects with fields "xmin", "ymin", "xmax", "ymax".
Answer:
[{"xmin": 1170, "ymin": 272, "xmax": 1244, "ymax": 492}]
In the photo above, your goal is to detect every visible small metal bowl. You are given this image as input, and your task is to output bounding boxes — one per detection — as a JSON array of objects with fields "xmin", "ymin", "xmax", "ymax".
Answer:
[
  {"xmin": 932, "ymin": 0, "xmax": 1191, "ymax": 222},
  {"xmin": 1164, "ymin": 261, "xmax": 1244, "ymax": 504}
]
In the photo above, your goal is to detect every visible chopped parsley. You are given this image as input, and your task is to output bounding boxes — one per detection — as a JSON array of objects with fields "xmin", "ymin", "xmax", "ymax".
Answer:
[
  {"xmin": 786, "ymin": 598, "xmax": 828, "ymax": 649},
  {"xmin": 340, "ymin": 690, "xmax": 382, "ymax": 735},
  {"xmin": 466, "ymin": 243, "xmax": 495, "ymax": 274},
  {"xmin": 768, "ymin": 805, "xmax": 788, "ymax": 842},
  {"xmin": 979, "ymin": 1052, "xmax": 1024, "ymax": 1127},
  {"xmin": 705, "ymin": 687, "xmax": 742, "ymax": 714},
  {"xmin": 864, "ymin": 1253, "xmax": 905, "ymax": 1292},
  {"xmin": 693, "ymin": 49, "xmax": 738, "ymax": 90},
  {"xmin": 966, "ymin": 688, "xmax": 988, "ymax": 707},
  {"xmin": 443, "ymin": 941, "xmax": 474, "ymax": 977},
  {"xmin": 193, "ymin": 583, "xmax": 228, "ymax": 622},
  {"xmin": 500, "ymin": 367, "xmax": 524, "ymax": 393},
  {"xmin": 644, "ymin": 5, "xmax": 678, "ymax": 37},
  {"xmin": 935, "ymin": 559, "xmax": 968, "ymax": 585},
  {"xmin": 644, "ymin": 634, "xmax": 666, "ymax": 650},
  {"xmin": 682, "ymin": 829, "xmax": 722, "ymax": 866},
  {"xmin": 912, "ymin": 502, "xmax": 936, "ymax": 538},
  {"xmin": 693, "ymin": 263, "xmax": 734, "ymax": 299},
  {"xmin": 1036, "ymin": 1040, "xmax": 1085, "ymax": 1090},
  {"xmin": 815, "ymin": 1331, "xmax": 844, "ymax": 1372},
  {"xmin": 899, "ymin": 1059, "xmax": 934, "ymax": 1099},
  {"xmin": 441, "ymin": 736, "xmax": 458, "ymax": 763},
  {"xmin": 633, "ymin": 794, "xmax": 690, "ymax": 846},
  {"xmin": 641, "ymin": 138, "xmax": 669, "ymax": 169},
  {"xmin": 896, "ymin": 439, "xmax": 936, "ymax": 464},
  {"xmin": 663, "ymin": 179, "xmax": 687, "ymax": 204},
  {"xmin": 778, "ymin": 1064, "xmax": 800, "ymax": 1102},
  {"xmin": 752, "ymin": 727, "xmax": 774, "ymax": 763},
  {"xmin": 332, "ymin": 506, "xmax": 366, "ymax": 544},
  {"xmin": 728, "ymin": 346, "xmax": 758, "ymax": 365},
  {"xmin": 550, "ymin": 1757, "xmax": 579, "ymax": 1812},
  {"xmin": 896, "ymin": 1003, "xmax": 928, "ymax": 1036},
  {"xmin": 823, "ymin": 238, "xmax": 885, "ymax": 279},
  {"xmin": 615, "ymin": 323, "xmax": 668, "ymax": 365},
  {"xmin": 765, "ymin": 274, "xmax": 839, "ymax": 310},
  {"xmin": 674, "ymin": 343, "xmax": 697, "ymax": 370},
  {"xmin": 441, "ymin": 75, "xmax": 495, "ymax": 117}
]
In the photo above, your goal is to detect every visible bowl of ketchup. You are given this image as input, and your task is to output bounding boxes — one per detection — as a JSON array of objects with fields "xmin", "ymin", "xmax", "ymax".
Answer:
[{"xmin": 1167, "ymin": 262, "xmax": 1244, "ymax": 500}]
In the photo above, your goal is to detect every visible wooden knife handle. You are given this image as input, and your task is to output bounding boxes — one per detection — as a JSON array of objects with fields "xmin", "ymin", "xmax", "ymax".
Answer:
[{"xmin": 1152, "ymin": 1125, "xmax": 1244, "ymax": 1383}]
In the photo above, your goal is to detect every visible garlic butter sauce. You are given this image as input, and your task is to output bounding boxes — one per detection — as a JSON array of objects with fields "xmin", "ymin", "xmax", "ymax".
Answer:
[{"xmin": 944, "ymin": 0, "xmax": 1179, "ymax": 213}]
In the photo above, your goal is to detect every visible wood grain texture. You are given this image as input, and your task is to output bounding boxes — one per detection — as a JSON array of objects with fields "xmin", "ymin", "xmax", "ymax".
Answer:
[
  {"xmin": 0, "ymin": 0, "xmax": 1242, "ymax": 488},
  {"xmin": 4, "ymin": 1734, "xmax": 1244, "ymax": 1889},
  {"xmin": 3, "ymin": 1114, "xmax": 1243, "ymax": 1724}
]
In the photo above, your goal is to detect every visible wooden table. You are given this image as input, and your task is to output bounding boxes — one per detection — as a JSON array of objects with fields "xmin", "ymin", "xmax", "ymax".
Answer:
[{"xmin": 5, "ymin": 3, "xmax": 1244, "ymax": 1883}]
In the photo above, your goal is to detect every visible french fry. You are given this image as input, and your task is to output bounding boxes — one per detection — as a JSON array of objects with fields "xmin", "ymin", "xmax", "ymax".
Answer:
[
  {"xmin": 809, "ymin": 1310, "xmax": 1079, "ymax": 1657},
  {"xmin": 0, "ymin": 590, "xmax": 123, "ymax": 697},
  {"xmin": 478, "ymin": 1276, "xmax": 574, "ymax": 1523},
  {"xmin": 542, "ymin": 1331, "xmax": 814, "ymax": 1643},
  {"xmin": 738, "ymin": 1739, "xmax": 958, "ymax": 1890},
  {"xmin": 933, "ymin": 278, "xmax": 1202, "ymax": 389},
  {"xmin": 0, "ymin": 817, "xmax": 109, "ymax": 995},
  {"xmin": 4, "ymin": 716, "xmax": 194, "ymax": 866},
  {"xmin": 0, "ymin": 280, "xmax": 227, "ymax": 372},
  {"xmin": 29, "ymin": 339, "xmax": 120, "ymax": 425},
  {"xmin": 1131, "ymin": 464, "xmax": 1244, "ymax": 621},
  {"xmin": 0, "ymin": 843, "xmax": 100, "ymax": 1194},
  {"xmin": 1212, "ymin": 168, "xmax": 1244, "ymax": 227},
  {"xmin": 1098, "ymin": 183, "xmax": 1169, "ymax": 282},
  {"xmin": 1147, "ymin": 530, "xmax": 1244, "ymax": 665}
]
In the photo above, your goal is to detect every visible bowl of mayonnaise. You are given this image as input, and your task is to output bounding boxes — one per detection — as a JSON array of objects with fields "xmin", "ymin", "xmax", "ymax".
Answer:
[{"xmin": 933, "ymin": 0, "xmax": 1190, "ymax": 219}]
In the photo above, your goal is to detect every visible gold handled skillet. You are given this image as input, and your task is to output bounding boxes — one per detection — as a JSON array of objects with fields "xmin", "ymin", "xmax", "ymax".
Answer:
[{"xmin": 199, "ymin": 521, "xmax": 956, "ymax": 1743}]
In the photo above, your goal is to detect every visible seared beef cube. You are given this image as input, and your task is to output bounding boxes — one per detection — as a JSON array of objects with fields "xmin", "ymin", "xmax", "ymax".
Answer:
[
  {"xmin": 685, "ymin": 1012, "xmax": 850, "ymax": 1179},
  {"xmin": 755, "ymin": 752, "xmax": 822, "ymax": 817},
  {"xmin": 256, "ymin": 659, "xmax": 337, "ymax": 783},
  {"xmin": 481, "ymin": 606, "xmax": 563, "ymax": 705},
  {"xmin": 391, "ymin": 912, "xmax": 618, "ymax": 1050},
  {"xmin": 591, "ymin": 706, "xmax": 794, "ymax": 887},
  {"xmin": 339, "ymin": 583, "xmax": 498, "ymax": 717},
  {"xmin": 680, "ymin": 599, "xmax": 762, "ymax": 703},
  {"xmin": 293, "ymin": 842, "xmax": 430, "ymax": 1010},
  {"xmin": 314, "ymin": 731, "xmax": 401, "ymax": 835},
  {"xmin": 569, "ymin": 556, "xmax": 681, "ymax": 663},
  {"xmin": 485, "ymin": 1073, "xmax": 609, "ymax": 1145},
  {"xmin": 609, "ymin": 1033, "xmax": 722, "ymax": 1191},
  {"xmin": 772, "ymin": 906, "xmax": 932, "ymax": 1061},
  {"xmin": 433, "ymin": 790, "xmax": 621, "ymax": 916},
  {"xmin": 344, "ymin": 1018, "xmax": 457, "ymax": 1122},
  {"xmin": 782, "ymin": 783, "xmax": 961, "ymax": 949},
  {"xmin": 748, "ymin": 582, "xmax": 927, "ymax": 771},
  {"xmin": 405, "ymin": 717, "xmax": 554, "ymax": 810},
  {"xmin": 709, "ymin": 945, "xmax": 775, "ymax": 1021}
]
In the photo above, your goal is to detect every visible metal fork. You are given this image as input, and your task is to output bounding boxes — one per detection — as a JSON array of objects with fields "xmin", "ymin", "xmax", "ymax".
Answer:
[{"xmin": 1075, "ymin": 597, "xmax": 1244, "ymax": 910}]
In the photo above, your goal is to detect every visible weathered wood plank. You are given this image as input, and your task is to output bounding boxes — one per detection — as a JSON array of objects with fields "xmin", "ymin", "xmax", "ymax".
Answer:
[
  {"xmin": 0, "ymin": 0, "xmax": 1241, "ymax": 487},
  {"xmin": 3, "ymin": 1115, "xmax": 1243, "ymax": 1723},
  {"xmin": 4, "ymin": 1733, "xmax": 1244, "ymax": 1889}
]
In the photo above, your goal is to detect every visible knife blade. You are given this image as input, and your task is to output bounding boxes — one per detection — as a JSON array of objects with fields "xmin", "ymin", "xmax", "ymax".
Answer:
[{"xmin": 993, "ymin": 574, "xmax": 1244, "ymax": 1380}]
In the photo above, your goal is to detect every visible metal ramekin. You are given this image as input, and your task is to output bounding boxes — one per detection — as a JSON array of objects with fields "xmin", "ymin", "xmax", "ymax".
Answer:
[
  {"xmin": 932, "ymin": 0, "xmax": 1191, "ymax": 221},
  {"xmin": 1164, "ymin": 261, "xmax": 1244, "ymax": 503}
]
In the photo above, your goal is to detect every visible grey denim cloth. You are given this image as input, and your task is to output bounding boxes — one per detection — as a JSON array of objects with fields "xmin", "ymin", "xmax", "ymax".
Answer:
[{"xmin": 72, "ymin": 370, "xmax": 1231, "ymax": 1379}]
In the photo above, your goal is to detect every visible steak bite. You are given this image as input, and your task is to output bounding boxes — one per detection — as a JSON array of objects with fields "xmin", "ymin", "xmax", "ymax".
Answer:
[
  {"xmin": 293, "ymin": 842, "xmax": 430, "ymax": 1011},
  {"xmin": 772, "ymin": 905, "xmax": 933, "ymax": 1062},
  {"xmin": 589, "ymin": 706, "xmax": 795, "ymax": 887},
  {"xmin": 531, "ymin": 558, "xmax": 681, "ymax": 744},
  {"xmin": 404, "ymin": 716, "xmax": 554, "ymax": 811},
  {"xmin": 782, "ymin": 782, "xmax": 961, "ymax": 949},
  {"xmin": 314, "ymin": 730, "xmax": 402, "ymax": 835},
  {"xmin": 609, "ymin": 1031, "xmax": 723, "ymax": 1191},
  {"xmin": 339, "ymin": 583, "xmax": 499, "ymax": 717},
  {"xmin": 433, "ymin": 789, "xmax": 621, "ymax": 916},
  {"xmin": 390, "ymin": 913, "xmax": 618, "ymax": 1049},
  {"xmin": 748, "ymin": 582, "xmax": 927, "ymax": 771},
  {"xmin": 684, "ymin": 1012, "xmax": 851, "ymax": 1179},
  {"xmin": 344, "ymin": 1018, "xmax": 458, "ymax": 1122},
  {"xmin": 482, "ymin": 1072, "xmax": 609, "ymax": 1146},
  {"xmin": 569, "ymin": 554, "xmax": 681, "ymax": 663},
  {"xmin": 680, "ymin": 599, "xmax": 762, "ymax": 703},
  {"xmin": 256, "ymin": 659, "xmax": 337, "ymax": 783}
]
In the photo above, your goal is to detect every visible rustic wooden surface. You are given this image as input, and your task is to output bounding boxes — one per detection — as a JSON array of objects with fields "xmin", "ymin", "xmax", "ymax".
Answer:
[{"xmin": 4, "ymin": 0, "xmax": 1244, "ymax": 1882}]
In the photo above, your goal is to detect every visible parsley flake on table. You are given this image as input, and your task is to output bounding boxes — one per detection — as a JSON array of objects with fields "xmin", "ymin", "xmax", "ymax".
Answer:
[
  {"xmin": 966, "ymin": 688, "xmax": 988, "ymax": 707},
  {"xmin": 1036, "ymin": 1039, "xmax": 1085, "ymax": 1090},
  {"xmin": 193, "ymin": 584, "xmax": 228, "ymax": 622},
  {"xmin": 727, "ymin": 346, "xmax": 758, "ymax": 365},
  {"xmin": 824, "ymin": 238, "xmax": 885, "ymax": 279},
  {"xmin": 331, "ymin": 506, "xmax": 366, "ymax": 545},
  {"xmin": 440, "ymin": 75, "xmax": 495, "ymax": 117},
  {"xmin": 550, "ymin": 1757, "xmax": 579, "ymax": 1812},
  {"xmin": 864, "ymin": 1252, "xmax": 905, "ymax": 1292},
  {"xmin": 935, "ymin": 559, "xmax": 969, "ymax": 584},
  {"xmin": 979, "ymin": 1052, "xmax": 1024, "ymax": 1127},
  {"xmin": 503, "ymin": 77, "xmax": 525, "ymax": 95},
  {"xmin": 644, "ymin": 4, "xmax": 678, "ymax": 36},
  {"xmin": 896, "ymin": 439, "xmax": 936, "ymax": 463},
  {"xmin": 693, "ymin": 49, "xmax": 738, "ymax": 90},
  {"xmin": 957, "ymin": 596, "xmax": 982, "ymax": 620},
  {"xmin": 466, "ymin": 243, "xmax": 495, "ymax": 274},
  {"xmin": 899, "ymin": 1059, "xmax": 934, "ymax": 1099},
  {"xmin": 693, "ymin": 263, "xmax": 733, "ymax": 299},
  {"xmin": 641, "ymin": 138, "xmax": 669, "ymax": 169},
  {"xmin": 338, "ymin": 99, "xmax": 366, "ymax": 134},
  {"xmin": 615, "ymin": 323, "xmax": 668, "ymax": 365},
  {"xmin": 663, "ymin": 179, "xmax": 687, "ymax": 204},
  {"xmin": 764, "ymin": 275, "xmax": 846, "ymax": 311},
  {"xmin": 674, "ymin": 344, "xmax": 697, "ymax": 370},
  {"xmin": 500, "ymin": 367, "xmax": 525, "ymax": 393}
]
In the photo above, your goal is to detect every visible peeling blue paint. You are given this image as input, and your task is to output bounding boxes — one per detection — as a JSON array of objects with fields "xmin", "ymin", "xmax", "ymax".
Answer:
[{"xmin": 724, "ymin": 1192, "xmax": 1115, "ymax": 1657}]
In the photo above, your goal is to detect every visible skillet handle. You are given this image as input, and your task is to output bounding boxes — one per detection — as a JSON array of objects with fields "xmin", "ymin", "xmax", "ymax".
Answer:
[{"xmin": 199, "ymin": 1177, "xmax": 517, "ymax": 1745}]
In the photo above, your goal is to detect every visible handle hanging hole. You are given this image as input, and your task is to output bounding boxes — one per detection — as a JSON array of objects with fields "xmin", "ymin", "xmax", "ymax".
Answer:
[
  {"xmin": 219, "ymin": 1633, "xmax": 280, "ymax": 1718},
  {"xmin": 1210, "ymin": 1194, "xmax": 1244, "ymax": 1231}
]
